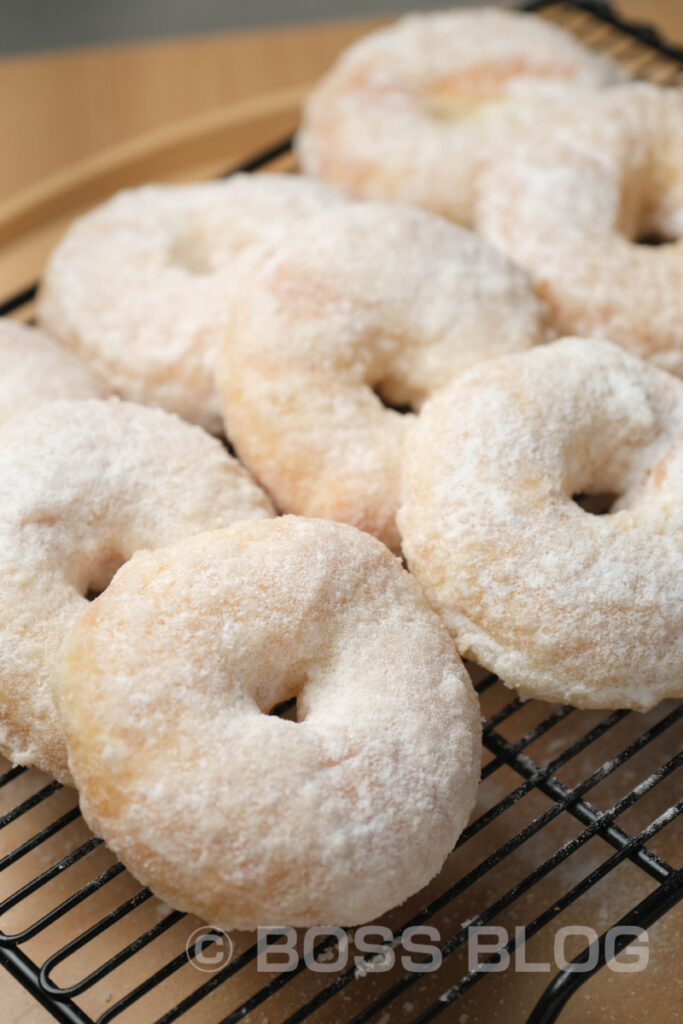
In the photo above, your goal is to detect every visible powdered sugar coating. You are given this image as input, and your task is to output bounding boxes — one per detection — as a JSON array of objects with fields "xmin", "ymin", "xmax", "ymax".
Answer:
[
  {"xmin": 398, "ymin": 338, "xmax": 683, "ymax": 710},
  {"xmin": 0, "ymin": 398, "xmax": 273, "ymax": 782},
  {"xmin": 218, "ymin": 201, "xmax": 548, "ymax": 551},
  {"xmin": 57, "ymin": 516, "xmax": 481, "ymax": 927},
  {"xmin": 298, "ymin": 8, "xmax": 621, "ymax": 226},
  {"xmin": 476, "ymin": 83, "xmax": 683, "ymax": 376},
  {"xmin": 37, "ymin": 174, "xmax": 345, "ymax": 432},
  {"xmin": 0, "ymin": 318, "xmax": 108, "ymax": 425}
]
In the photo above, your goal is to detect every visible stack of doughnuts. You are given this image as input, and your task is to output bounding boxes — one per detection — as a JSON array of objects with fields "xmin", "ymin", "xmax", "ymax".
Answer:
[{"xmin": 1, "ymin": 8, "xmax": 681, "ymax": 932}]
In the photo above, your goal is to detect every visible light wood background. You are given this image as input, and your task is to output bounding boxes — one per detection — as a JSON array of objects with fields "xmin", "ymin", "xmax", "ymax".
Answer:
[{"xmin": 0, "ymin": 2, "xmax": 680, "ymax": 1020}]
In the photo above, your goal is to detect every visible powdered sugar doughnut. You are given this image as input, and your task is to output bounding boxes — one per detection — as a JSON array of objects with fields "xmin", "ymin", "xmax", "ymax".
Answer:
[
  {"xmin": 399, "ymin": 338, "xmax": 683, "ymax": 710},
  {"xmin": 0, "ymin": 318, "xmax": 108, "ymax": 426},
  {"xmin": 218, "ymin": 201, "xmax": 547, "ymax": 551},
  {"xmin": 476, "ymin": 83, "xmax": 683, "ymax": 376},
  {"xmin": 298, "ymin": 9, "xmax": 621, "ymax": 226},
  {"xmin": 37, "ymin": 174, "xmax": 345, "ymax": 432},
  {"xmin": 0, "ymin": 399, "xmax": 273, "ymax": 783},
  {"xmin": 57, "ymin": 516, "xmax": 481, "ymax": 927}
]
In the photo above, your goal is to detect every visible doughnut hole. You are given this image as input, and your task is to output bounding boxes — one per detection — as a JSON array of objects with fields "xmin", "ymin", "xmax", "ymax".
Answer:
[
  {"xmin": 76, "ymin": 548, "xmax": 126, "ymax": 602},
  {"xmin": 571, "ymin": 491, "xmax": 621, "ymax": 515},
  {"xmin": 559, "ymin": 363, "xmax": 660, "ymax": 520},
  {"xmin": 369, "ymin": 339, "xmax": 450, "ymax": 416},
  {"xmin": 634, "ymin": 231, "xmax": 678, "ymax": 247},
  {"xmin": 368, "ymin": 342, "xmax": 422, "ymax": 416},
  {"xmin": 566, "ymin": 464, "xmax": 627, "ymax": 518},
  {"xmin": 621, "ymin": 149, "xmax": 683, "ymax": 249},
  {"xmin": 252, "ymin": 674, "xmax": 307, "ymax": 723},
  {"xmin": 371, "ymin": 384, "xmax": 412, "ymax": 415},
  {"xmin": 421, "ymin": 61, "xmax": 572, "ymax": 121},
  {"xmin": 269, "ymin": 697, "xmax": 299, "ymax": 722},
  {"xmin": 167, "ymin": 229, "xmax": 216, "ymax": 276},
  {"xmin": 422, "ymin": 81, "xmax": 485, "ymax": 123}
]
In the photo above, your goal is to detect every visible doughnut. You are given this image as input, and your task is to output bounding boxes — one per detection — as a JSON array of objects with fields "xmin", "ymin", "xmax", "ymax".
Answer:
[
  {"xmin": 0, "ymin": 317, "xmax": 108, "ymax": 426},
  {"xmin": 37, "ymin": 173, "xmax": 345, "ymax": 432},
  {"xmin": 297, "ymin": 9, "xmax": 621, "ymax": 226},
  {"xmin": 398, "ymin": 337, "xmax": 683, "ymax": 711},
  {"xmin": 217, "ymin": 200, "xmax": 548, "ymax": 551},
  {"xmin": 0, "ymin": 398, "xmax": 273, "ymax": 783},
  {"xmin": 476, "ymin": 83, "xmax": 683, "ymax": 377},
  {"xmin": 56, "ymin": 516, "xmax": 481, "ymax": 927}
]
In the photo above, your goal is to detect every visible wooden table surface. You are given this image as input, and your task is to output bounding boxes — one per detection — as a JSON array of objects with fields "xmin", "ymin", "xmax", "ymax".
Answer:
[{"xmin": 0, "ymin": 1, "xmax": 681, "ymax": 1020}]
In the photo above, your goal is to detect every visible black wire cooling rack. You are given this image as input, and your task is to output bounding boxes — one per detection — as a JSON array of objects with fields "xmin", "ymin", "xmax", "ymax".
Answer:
[{"xmin": 0, "ymin": 1, "xmax": 681, "ymax": 1022}]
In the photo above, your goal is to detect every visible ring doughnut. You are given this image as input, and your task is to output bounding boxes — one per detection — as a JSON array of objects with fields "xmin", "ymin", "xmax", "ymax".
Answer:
[
  {"xmin": 218, "ymin": 201, "xmax": 548, "ymax": 551},
  {"xmin": 37, "ymin": 174, "xmax": 344, "ymax": 432},
  {"xmin": 398, "ymin": 337, "xmax": 683, "ymax": 710},
  {"xmin": 0, "ymin": 318, "xmax": 108, "ymax": 426},
  {"xmin": 0, "ymin": 398, "xmax": 273, "ymax": 782},
  {"xmin": 56, "ymin": 516, "xmax": 481, "ymax": 927},
  {"xmin": 298, "ymin": 9, "xmax": 621, "ymax": 226},
  {"xmin": 476, "ymin": 83, "xmax": 683, "ymax": 376}
]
